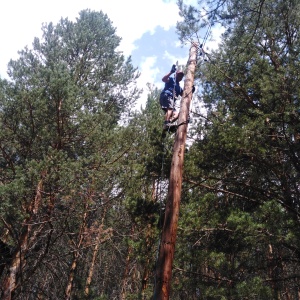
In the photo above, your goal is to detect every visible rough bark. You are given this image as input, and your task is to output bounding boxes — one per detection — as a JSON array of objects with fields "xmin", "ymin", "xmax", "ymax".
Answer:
[{"xmin": 153, "ymin": 42, "xmax": 197, "ymax": 300}]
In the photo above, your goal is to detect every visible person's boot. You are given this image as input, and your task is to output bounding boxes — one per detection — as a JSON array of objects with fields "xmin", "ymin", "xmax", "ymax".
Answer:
[
  {"xmin": 163, "ymin": 120, "xmax": 170, "ymax": 131},
  {"xmin": 163, "ymin": 121, "xmax": 177, "ymax": 133}
]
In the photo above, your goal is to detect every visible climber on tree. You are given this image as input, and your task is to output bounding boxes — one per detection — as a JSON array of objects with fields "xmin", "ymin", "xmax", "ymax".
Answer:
[{"xmin": 159, "ymin": 64, "xmax": 184, "ymax": 131}]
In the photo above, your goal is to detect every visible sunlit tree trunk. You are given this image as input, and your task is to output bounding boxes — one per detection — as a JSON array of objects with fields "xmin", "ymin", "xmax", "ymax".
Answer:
[{"xmin": 153, "ymin": 42, "xmax": 197, "ymax": 300}]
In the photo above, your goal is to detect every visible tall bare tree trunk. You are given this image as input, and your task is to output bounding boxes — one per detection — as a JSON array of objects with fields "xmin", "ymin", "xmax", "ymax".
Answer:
[{"xmin": 153, "ymin": 42, "xmax": 197, "ymax": 300}]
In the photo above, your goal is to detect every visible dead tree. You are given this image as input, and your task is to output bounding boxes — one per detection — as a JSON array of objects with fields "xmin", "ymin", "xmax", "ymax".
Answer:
[{"xmin": 153, "ymin": 42, "xmax": 198, "ymax": 300}]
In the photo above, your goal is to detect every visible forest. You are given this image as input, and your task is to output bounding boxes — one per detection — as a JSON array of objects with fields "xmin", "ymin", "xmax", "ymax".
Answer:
[{"xmin": 1, "ymin": 0, "xmax": 300, "ymax": 299}]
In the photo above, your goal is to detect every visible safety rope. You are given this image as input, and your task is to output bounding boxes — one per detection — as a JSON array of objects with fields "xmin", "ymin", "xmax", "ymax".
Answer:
[
  {"xmin": 195, "ymin": 1, "xmax": 219, "ymax": 62},
  {"xmin": 172, "ymin": 61, "xmax": 179, "ymax": 102}
]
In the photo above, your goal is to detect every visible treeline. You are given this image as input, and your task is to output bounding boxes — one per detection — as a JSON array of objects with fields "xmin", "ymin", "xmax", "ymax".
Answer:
[{"xmin": 1, "ymin": 0, "xmax": 300, "ymax": 299}]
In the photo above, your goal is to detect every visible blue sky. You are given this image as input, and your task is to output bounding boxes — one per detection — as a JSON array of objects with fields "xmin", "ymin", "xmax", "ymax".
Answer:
[{"xmin": 0, "ymin": 0, "xmax": 221, "ymax": 108}]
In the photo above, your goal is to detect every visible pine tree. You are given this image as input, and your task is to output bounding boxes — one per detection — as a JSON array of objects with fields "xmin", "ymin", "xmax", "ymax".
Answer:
[
  {"xmin": 0, "ymin": 9, "xmax": 141, "ymax": 299},
  {"xmin": 172, "ymin": 0, "xmax": 300, "ymax": 298}
]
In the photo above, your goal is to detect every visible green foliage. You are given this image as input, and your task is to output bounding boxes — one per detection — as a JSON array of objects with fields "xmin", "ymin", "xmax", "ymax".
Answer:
[
  {"xmin": 173, "ymin": 0, "xmax": 300, "ymax": 298},
  {"xmin": 0, "ymin": 9, "xmax": 143, "ymax": 299},
  {"xmin": 2, "ymin": 0, "xmax": 300, "ymax": 298}
]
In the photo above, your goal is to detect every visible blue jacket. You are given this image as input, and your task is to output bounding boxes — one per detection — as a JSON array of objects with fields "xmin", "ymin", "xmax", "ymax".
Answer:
[{"xmin": 162, "ymin": 76, "xmax": 183, "ymax": 98}]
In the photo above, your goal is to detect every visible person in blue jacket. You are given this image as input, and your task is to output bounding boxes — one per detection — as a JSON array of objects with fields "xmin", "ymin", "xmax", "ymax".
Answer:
[{"xmin": 159, "ymin": 64, "xmax": 184, "ymax": 130}]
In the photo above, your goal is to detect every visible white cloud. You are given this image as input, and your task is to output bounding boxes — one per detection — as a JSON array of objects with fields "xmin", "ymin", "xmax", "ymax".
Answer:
[
  {"xmin": 162, "ymin": 50, "xmax": 187, "ymax": 71},
  {"xmin": 0, "ymin": 0, "xmax": 185, "ymax": 111},
  {"xmin": 99, "ymin": 0, "xmax": 180, "ymax": 55},
  {"xmin": 139, "ymin": 56, "xmax": 160, "ymax": 81},
  {"xmin": 0, "ymin": 0, "xmax": 181, "ymax": 77},
  {"xmin": 208, "ymin": 24, "xmax": 225, "ymax": 50},
  {"xmin": 135, "ymin": 56, "xmax": 160, "ymax": 108},
  {"xmin": 0, "ymin": 0, "xmax": 223, "ymax": 111}
]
